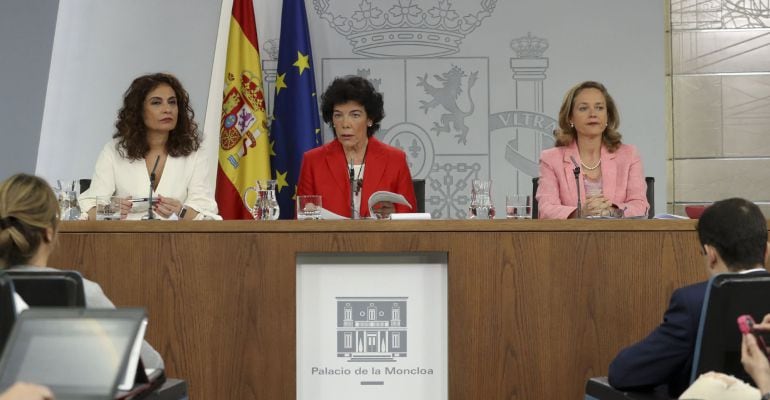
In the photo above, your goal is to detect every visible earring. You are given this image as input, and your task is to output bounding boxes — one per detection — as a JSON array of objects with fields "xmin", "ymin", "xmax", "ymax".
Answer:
[
  {"xmin": 367, "ymin": 123, "xmax": 372, "ymax": 127},
  {"xmin": 570, "ymin": 122, "xmax": 574, "ymax": 128}
]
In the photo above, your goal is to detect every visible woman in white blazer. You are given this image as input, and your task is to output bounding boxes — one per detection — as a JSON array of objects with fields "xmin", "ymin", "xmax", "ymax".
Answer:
[{"xmin": 80, "ymin": 73, "xmax": 219, "ymax": 220}]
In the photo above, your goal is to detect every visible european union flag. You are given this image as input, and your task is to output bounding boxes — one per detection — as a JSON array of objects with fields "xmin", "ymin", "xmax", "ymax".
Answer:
[{"xmin": 270, "ymin": 0, "xmax": 322, "ymax": 219}]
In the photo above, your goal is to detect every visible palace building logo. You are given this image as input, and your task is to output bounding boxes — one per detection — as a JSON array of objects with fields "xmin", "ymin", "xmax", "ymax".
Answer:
[{"xmin": 336, "ymin": 297, "xmax": 408, "ymax": 362}]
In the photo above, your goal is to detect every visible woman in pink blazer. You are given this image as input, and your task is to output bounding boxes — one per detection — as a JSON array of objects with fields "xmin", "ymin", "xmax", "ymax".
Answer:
[{"xmin": 536, "ymin": 81, "xmax": 649, "ymax": 219}]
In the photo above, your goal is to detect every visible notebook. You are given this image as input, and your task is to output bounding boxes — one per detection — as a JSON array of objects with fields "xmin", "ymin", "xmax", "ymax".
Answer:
[{"xmin": 0, "ymin": 308, "xmax": 147, "ymax": 400}]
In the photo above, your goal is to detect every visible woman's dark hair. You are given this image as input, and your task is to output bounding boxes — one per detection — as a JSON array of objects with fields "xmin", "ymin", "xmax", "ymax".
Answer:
[
  {"xmin": 320, "ymin": 76, "xmax": 384, "ymax": 137},
  {"xmin": 0, "ymin": 174, "xmax": 59, "ymax": 268},
  {"xmin": 697, "ymin": 198, "xmax": 768, "ymax": 271},
  {"xmin": 113, "ymin": 73, "xmax": 200, "ymax": 160},
  {"xmin": 555, "ymin": 81, "xmax": 622, "ymax": 152}
]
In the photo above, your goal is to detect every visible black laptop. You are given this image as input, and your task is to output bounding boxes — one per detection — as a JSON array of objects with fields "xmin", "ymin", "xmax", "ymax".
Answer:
[{"xmin": 0, "ymin": 308, "xmax": 147, "ymax": 400}]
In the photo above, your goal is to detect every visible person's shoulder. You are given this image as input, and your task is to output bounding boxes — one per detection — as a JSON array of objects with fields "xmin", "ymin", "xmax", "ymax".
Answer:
[
  {"xmin": 539, "ymin": 145, "xmax": 566, "ymax": 162},
  {"xmin": 303, "ymin": 141, "xmax": 334, "ymax": 160},
  {"xmin": 372, "ymin": 137, "xmax": 405, "ymax": 156},
  {"xmin": 614, "ymin": 143, "xmax": 640, "ymax": 157},
  {"xmin": 100, "ymin": 139, "xmax": 119, "ymax": 153},
  {"xmin": 671, "ymin": 280, "xmax": 709, "ymax": 305},
  {"xmin": 96, "ymin": 138, "xmax": 124, "ymax": 161}
]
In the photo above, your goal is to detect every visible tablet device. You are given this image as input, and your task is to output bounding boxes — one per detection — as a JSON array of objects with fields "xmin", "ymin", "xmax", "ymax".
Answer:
[{"xmin": 0, "ymin": 308, "xmax": 147, "ymax": 400}]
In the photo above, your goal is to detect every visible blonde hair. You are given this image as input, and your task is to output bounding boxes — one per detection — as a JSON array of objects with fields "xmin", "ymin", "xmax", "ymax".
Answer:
[
  {"xmin": 555, "ymin": 81, "xmax": 623, "ymax": 152},
  {"xmin": 0, "ymin": 174, "xmax": 59, "ymax": 268}
]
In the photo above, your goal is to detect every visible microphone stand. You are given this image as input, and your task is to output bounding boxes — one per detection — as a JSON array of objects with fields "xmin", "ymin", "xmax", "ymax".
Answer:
[
  {"xmin": 349, "ymin": 159, "xmax": 356, "ymax": 219},
  {"xmin": 146, "ymin": 155, "xmax": 160, "ymax": 220},
  {"xmin": 569, "ymin": 156, "xmax": 582, "ymax": 219}
]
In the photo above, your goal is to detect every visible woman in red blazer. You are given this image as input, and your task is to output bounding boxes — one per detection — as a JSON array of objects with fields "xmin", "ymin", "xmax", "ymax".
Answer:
[
  {"xmin": 297, "ymin": 76, "xmax": 416, "ymax": 218},
  {"xmin": 536, "ymin": 81, "xmax": 649, "ymax": 219}
]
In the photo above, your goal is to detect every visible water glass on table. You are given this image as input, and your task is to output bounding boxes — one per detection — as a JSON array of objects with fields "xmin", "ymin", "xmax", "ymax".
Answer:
[
  {"xmin": 505, "ymin": 194, "xmax": 531, "ymax": 219},
  {"xmin": 296, "ymin": 195, "xmax": 322, "ymax": 220},
  {"xmin": 584, "ymin": 187, "xmax": 606, "ymax": 217},
  {"xmin": 95, "ymin": 196, "xmax": 123, "ymax": 220},
  {"xmin": 469, "ymin": 179, "xmax": 495, "ymax": 219},
  {"xmin": 58, "ymin": 190, "xmax": 81, "ymax": 220}
]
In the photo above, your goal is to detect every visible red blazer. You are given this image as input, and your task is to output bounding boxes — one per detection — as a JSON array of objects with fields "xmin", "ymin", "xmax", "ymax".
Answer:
[
  {"xmin": 536, "ymin": 141, "xmax": 649, "ymax": 219},
  {"xmin": 297, "ymin": 137, "xmax": 417, "ymax": 218}
]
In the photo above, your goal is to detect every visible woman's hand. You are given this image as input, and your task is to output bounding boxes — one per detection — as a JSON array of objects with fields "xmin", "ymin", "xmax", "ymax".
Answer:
[
  {"xmin": 583, "ymin": 194, "xmax": 613, "ymax": 217},
  {"xmin": 741, "ymin": 331, "xmax": 770, "ymax": 394},
  {"xmin": 0, "ymin": 382, "xmax": 54, "ymax": 400},
  {"xmin": 154, "ymin": 195, "xmax": 183, "ymax": 219},
  {"xmin": 119, "ymin": 197, "xmax": 133, "ymax": 220},
  {"xmin": 372, "ymin": 201, "xmax": 396, "ymax": 219}
]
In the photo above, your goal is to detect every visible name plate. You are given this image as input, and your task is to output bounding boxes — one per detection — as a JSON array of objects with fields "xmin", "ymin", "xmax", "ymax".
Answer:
[{"xmin": 297, "ymin": 253, "xmax": 448, "ymax": 399}]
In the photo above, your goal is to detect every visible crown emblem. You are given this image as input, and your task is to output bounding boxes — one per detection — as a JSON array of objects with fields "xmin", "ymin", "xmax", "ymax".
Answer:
[
  {"xmin": 313, "ymin": 0, "xmax": 497, "ymax": 57},
  {"xmin": 510, "ymin": 32, "xmax": 549, "ymax": 58},
  {"xmin": 262, "ymin": 39, "xmax": 280, "ymax": 60}
]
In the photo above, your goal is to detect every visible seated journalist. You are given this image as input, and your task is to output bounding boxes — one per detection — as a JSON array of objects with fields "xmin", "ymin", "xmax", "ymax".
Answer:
[
  {"xmin": 608, "ymin": 198, "xmax": 769, "ymax": 397},
  {"xmin": 536, "ymin": 81, "xmax": 648, "ymax": 219},
  {"xmin": 79, "ymin": 73, "xmax": 219, "ymax": 220},
  {"xmin": 0, "ymin": 383, "xmax": 53, "ymax": 400},
  {"xmin": 0, "ymin": 173, "xmax": 164, "ymax": 370},
  {"xmin": 297, "ymin": 76, "xmax": 416, "ymax": 218}
]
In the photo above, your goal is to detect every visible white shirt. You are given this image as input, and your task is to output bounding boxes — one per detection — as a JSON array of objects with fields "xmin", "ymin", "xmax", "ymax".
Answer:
[{"xmin": 79, "ymin": 140, "xmax": 220, "ymax": 220}]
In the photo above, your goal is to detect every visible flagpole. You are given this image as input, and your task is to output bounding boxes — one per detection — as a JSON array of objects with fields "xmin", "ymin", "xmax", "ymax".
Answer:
[{"xmin": 201, "ymin": 0, "xmax": 234, "ymax": 191}]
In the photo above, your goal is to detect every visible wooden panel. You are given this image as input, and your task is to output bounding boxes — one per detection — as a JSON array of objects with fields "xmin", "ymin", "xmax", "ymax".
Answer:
[{"xmin": 49, "ymin": 220, "xmax": 709, "ymax": 399}]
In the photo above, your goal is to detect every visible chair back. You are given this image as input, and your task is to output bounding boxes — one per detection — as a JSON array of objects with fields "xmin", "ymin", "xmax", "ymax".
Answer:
[
  {"xmin": 79, "ymin": 178, "xmax": 91, "ymax": 194},
  {"xmin": 691, "ymin": 273, "xmax": 770, "ymax": 385},
  {"xmin": 412, "ymin": 179, "xmax": 425, "ymax": 213},
  {"xmin": 532, "ymin": 177, "xmax": 540, "ymax": 219},
  {"xmin": 645, "ymin": 177, "xmax": 655, "ymax": 219},
  {"xmin": 1, "ymin": 270, "xmax": 86, "ymax": 307},
  {"xmin": 0, "ymin": 276, "xmax": 17, "ymax": 354}
]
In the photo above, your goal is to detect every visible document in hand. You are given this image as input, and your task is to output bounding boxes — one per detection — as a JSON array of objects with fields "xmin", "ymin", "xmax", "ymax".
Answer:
[{"xmin": 367, "ymin": 191, "xmax": 412, "ymax": 216}]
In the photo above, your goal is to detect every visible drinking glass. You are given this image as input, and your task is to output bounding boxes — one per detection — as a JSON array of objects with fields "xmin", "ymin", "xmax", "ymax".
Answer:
[
  {"xmin": 469, "ymin": 179, "xmax": 495, "ymax": 219},
  {"xmin": 95, "ymin": 196, "xmax": 123, "ymax": 221},
  {"xmin": 505, "ymin": 194, "xmax": 531, "ymax": 219},
  {"xmin": 296, "ymin": 195, "xmax": 322, "ymax": 220},
  {"xmin": 58, "ymin": 190, "xmax": 81, "ymax": 221}
]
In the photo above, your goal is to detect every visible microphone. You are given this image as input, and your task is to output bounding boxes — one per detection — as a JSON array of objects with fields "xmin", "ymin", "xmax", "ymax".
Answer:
[
  {"xmin": 569, "ymin": 156, "xmax": 582, "ymax": 218},
  {"xmin": 349, "ymin": 158, "xmax": 356, "ymax": 219},
  {"xmin": 146, "ymin": 155, "xmax": 160, "ymax": 220}
]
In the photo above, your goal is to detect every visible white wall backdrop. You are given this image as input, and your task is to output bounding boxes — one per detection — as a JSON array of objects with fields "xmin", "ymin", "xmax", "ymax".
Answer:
[
  {"xmin": 33, "ymin": 0, "xmax": 665, "ymax": 218},
  {"xmin": 252, "ymin": 0, "xmax": 666, "ymax": 218},
  {"xmin": 35, "ymin": 0, "xmax": 222, "ymax": 185}
]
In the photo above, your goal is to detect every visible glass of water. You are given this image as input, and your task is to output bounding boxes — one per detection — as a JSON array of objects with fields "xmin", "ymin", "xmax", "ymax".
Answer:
[
  {"xmin": 95, "ymin": 196, "xmax": 123, "ymax": 220},
  {"xmin": 59, "ymin": 190, "xmax": 81, "ymax": 220},
  {"xmin": 505, "ymin": 194, "xmax": 532, "ymax": 219},
  {"xmin": 296, "ymin": 195, "xmax": 322, "ymax": 220},
  {"xmin": 469, "ymin": 179, "xmax": 495, "ymax": 219}
]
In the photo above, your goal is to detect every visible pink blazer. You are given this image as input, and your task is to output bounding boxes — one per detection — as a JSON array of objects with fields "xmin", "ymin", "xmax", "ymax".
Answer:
[
  {"xmin": 536, "ymin": 142, "xmax": 649, "ymax": 219},
  {"xmin": 297, "ymin": 137, "xmax": 416, "ymax": 218}
]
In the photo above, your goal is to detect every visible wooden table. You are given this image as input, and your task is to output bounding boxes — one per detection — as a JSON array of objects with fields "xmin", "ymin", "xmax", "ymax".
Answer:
[{"xmin": 51, "ymin": 219, "xmax": 708, "ymax": 399}]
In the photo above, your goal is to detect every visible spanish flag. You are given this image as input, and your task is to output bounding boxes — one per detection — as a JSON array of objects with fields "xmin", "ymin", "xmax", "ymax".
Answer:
[{"xmin": 215, "ymin": 0, "xmax": 271, "ymax": 219}]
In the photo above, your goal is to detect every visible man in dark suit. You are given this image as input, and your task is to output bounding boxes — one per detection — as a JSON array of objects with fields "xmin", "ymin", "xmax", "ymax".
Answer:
[{"xmin": 608, "ymin": 198, "xmax": 769, "ymax": 397}]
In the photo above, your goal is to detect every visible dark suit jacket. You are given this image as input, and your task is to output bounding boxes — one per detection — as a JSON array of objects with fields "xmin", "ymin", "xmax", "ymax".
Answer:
[
  {"xmin": 297, "ymin": 137, "xmax": 416, "ymax": 218},
  {"xmin": 608, "ymin": 270, "xmax": 769, "ymax": 397}
]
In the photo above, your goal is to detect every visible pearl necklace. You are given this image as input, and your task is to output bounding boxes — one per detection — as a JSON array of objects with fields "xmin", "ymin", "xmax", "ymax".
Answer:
[{"xmin": 581, "ymin": 159, "xmax": 601, "ymax": 171}]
